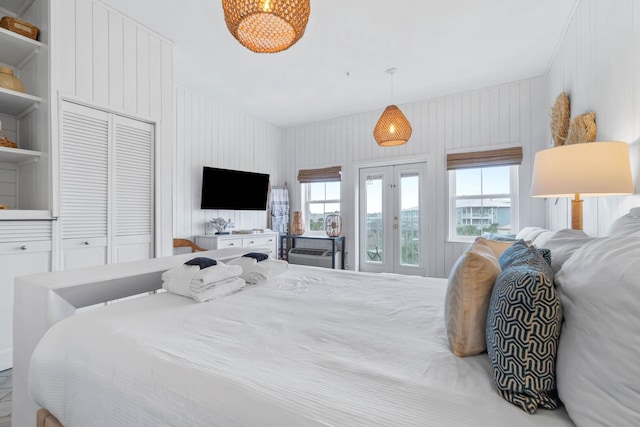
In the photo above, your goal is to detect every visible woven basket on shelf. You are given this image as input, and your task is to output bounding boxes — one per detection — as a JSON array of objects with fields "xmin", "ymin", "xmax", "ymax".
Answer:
[
  {"xmin": 0, "ymin": 130, "xmax": 17, "ymax": 149},
  {"xmin": 0, "ymin": 16, "xmax": 39, "ymax": 40}
]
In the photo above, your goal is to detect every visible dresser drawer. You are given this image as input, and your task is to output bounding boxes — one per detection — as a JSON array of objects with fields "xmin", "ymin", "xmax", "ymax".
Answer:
[
  {"xmin": 217, "ymin": 238, "xmax": 243, "ymax": 249},
  {"xmin": 0, "ymin": 240, "xmax": 51, "ymax": 255},
  {"xmin": 243, "ymin": 236, "xmax": 276, "ymax": 248}
]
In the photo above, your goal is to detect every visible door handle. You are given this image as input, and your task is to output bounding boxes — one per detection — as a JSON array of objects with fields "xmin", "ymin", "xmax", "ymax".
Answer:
[{"xmin": 393, "ymin": 224, "xmax": 399, "ymax": 229}]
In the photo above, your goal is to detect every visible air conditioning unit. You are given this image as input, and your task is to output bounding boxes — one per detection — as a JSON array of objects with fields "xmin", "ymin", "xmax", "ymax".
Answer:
[{"xmin": 288, "ymin": 247, "xmax": 342, "ymax": 269}]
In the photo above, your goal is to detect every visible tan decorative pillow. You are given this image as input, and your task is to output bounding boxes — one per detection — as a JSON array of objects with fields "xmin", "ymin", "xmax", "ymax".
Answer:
[
  {"xmin": 475, "ymin": 237, "xmax": 514, "ymax": 258},
  {"xmin": 445, "ymin": 239, "xmax": 501, "ymax": 357}
]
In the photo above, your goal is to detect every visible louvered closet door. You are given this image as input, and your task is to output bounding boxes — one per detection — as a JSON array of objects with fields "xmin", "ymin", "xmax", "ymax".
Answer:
[
  {"xmin": 113, "ymin": 115, "xmax": 154, "ymax": 262},
  {"xmin": 60, "ymin": 102, "xmax": 110, "ymax": 269}
]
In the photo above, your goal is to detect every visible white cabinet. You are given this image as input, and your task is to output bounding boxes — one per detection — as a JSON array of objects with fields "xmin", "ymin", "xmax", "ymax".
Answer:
[
  {"xmin": 60, "ymin": 101, "xmax": 155, "ymax": 268},
  {"xmin": 0, "ymin": 220, "xmax": 52, "ymax": 370},
  {"xmin": 196, "ymin": 232, "xmax": 278, "ymax": 258}
]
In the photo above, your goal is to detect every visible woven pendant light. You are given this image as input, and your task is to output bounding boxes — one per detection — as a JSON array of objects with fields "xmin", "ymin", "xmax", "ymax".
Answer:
[
  {"xmin": 222, "ymin": 0, "xmax": 311, "ymax": 53},
  {"xmin": 374, "ymin": 68, "xmax": 412, "ymax": 146}
]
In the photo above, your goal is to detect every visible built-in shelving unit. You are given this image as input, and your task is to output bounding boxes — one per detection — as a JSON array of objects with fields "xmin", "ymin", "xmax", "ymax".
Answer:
[
  {"xmin": 0, "ymin": 145, "xmax": 40, "ymax": 164},
  {"xmin": 0, "ymin": 87, "xmax": 41, "ymax": 117},
  {"xmin": 0, "ymin": 26, "xmax": 42, "ymax": 66}
]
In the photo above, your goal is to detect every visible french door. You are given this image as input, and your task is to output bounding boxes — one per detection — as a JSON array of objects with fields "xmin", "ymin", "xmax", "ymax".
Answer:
[{"xmin": 359, "ymin": 162, "xmax": 427, "ymax": 276}]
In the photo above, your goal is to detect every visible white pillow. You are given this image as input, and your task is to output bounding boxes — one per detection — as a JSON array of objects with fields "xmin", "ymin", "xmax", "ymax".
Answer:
[
  {"xmin": 516, "ymin": 226, "xmax": 548, "ymax": 242},
  {"xmin": 543, "ymin": 236, "xmax": 594, "ymax": 274},
  {"xmin": 606, "ymin": 207, "xmax": 640, "ymax": 237},
  {"xmin": 555, "ymin": 236, "xmax": 640, "ymax": 426},
  {"xmin": 531, "ymin": 228, "xmax": 587, "ymax": 249}
]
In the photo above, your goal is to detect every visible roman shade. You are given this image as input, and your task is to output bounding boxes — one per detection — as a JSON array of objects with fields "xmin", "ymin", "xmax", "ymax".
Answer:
[
  {"xmin": 297, "ymin": 166, "xmax": 342, "ymax": 183},
  {"xmin": 447, "ymin": 147, "xmax": 523, "ymax": 170}
]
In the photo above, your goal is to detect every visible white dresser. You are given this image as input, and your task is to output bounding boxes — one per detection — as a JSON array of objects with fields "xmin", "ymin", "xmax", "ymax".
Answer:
[{"xmin": 195, "ymin": 232, "xmax": 278, "ymax": 258}]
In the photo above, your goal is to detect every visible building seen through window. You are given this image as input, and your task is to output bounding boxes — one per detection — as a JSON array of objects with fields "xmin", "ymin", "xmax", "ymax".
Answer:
[{"xmin": 450, "ymin": 165, "xmax": 517, "ymax": 239}]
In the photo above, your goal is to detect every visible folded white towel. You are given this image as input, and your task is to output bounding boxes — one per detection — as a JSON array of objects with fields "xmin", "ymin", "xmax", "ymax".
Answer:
[
  {"xmin": 161, "ymin": 265, "xmax": 200, "ymax": 297},
  {"xmin": 191, "ymin": 263, "xmax": 243, "ymax": 292},
  {"xmin": 191, "ymin": 277, "xmax": 246, "ymax": 303},
  {"xmin": 228, "ymin": 258, "xmax": 289, "ymax": 284},
  {"xmin": 226, "ymin": 256, "xmax": 258, "ymax": 270}
]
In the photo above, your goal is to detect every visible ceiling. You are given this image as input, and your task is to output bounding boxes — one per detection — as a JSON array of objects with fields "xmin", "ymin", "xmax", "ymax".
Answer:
[{"xmin": 100, "ymin": 0, "xmax": 578, "ymax": 128}]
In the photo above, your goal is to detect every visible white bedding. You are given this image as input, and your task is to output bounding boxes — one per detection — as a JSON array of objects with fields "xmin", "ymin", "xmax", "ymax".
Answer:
[{"xmin": 29, "ymin": 265, "xmax": 573, "ymax": 426}]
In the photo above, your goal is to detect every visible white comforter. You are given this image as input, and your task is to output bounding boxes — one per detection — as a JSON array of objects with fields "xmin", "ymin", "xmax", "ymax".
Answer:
[{"xmin": 29, "ymin": 265, "xmax": 573, "ymax": 426}]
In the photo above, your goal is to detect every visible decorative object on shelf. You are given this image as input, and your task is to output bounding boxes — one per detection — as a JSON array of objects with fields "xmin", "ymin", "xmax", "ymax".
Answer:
[
  {"xmin": 374, "ymin": 68, "xmax": 412, "ymax": 147},
  {"xmin": 565, "ymin": 112, "xmax": 597, "ymax": 145},
  {"xmin": 0, "ymin": 66, "xmax": 25, "ymax": 93},
  {"xmin": 0, "ymin": 130, "xmax": 17, "ymax": 149},
  {"xmin": 0, "ymin": 16, "xmax": 39, "ymax": 40},
  {"xmin": 0, "ymin": 204, "xmax": 9, "ymax": 209},
  {"xmin": 531, "ymin": 141, "xmax": 633, "ymax": 231},
  {"xmin": 292, "ymin": 211, "xmax": 305, "ymax": 235},
  {"xmin": 550, "ymin": 92, "xmax": 570, "ymax": 146},
  {"xmin": 325, "ymin": 214, "xmax": 342, "ymax": 237},
  {"xmin": 222, "ymin": 0, "xmax": 310, "ymax": 53},
  {"xmin": 207, "ymin": 217, "xmax": 231, "ymax": 235}
]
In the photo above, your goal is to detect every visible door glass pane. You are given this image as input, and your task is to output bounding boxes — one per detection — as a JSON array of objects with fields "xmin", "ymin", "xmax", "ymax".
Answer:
[
  {"xmin": 365, "ymin": 174, "xmax": 383, "ymax": 263},
  {"xmin": 400, "ymin": 172, "xmax": 420, "ymax": 266}
]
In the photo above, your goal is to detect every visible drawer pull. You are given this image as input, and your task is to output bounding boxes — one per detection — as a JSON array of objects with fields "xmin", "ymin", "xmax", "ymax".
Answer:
[
  {"xmin": 229, "ymin": 243, "xmax": 234, "ymax": 246},
  {"xmin": 20, "ymin": 245, "xmax": 27, "ymax": 250},
  {"xmin": 249, "ymin": 241, "xmax": 255, "ymax": 244},
  {"xmin": 268, "ymin": 239, "xmax": 273, "ymax": 242},
  {"xmin": 83, "ymin": 241, "xmax": 90, "ymax": 245}
]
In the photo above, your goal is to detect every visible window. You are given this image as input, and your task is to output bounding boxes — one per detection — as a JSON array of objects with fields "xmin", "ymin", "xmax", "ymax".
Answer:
[
  {"xmin": 449, "ymin": 165, "xmax": 518, "ymax": 241},
  {"xmin": 301, "ymin": 181, "xmax": 341, "ymax": 234}
]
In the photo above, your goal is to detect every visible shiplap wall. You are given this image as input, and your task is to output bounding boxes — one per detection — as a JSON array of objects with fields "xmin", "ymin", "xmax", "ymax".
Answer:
[
  {"xmin": 52, "ymin": 0, "xmax": 174, "ymax": 256},
  {"xmin": 544, "ymin": 0, "xmax": 640, "ymax": 236},
  {"xmin": 173, "ymin": 86, "xmax": 283, "ymax": 239},
  {"xmin": 282, "ymin": 78, "xmax": 548, "ymax": 277}
]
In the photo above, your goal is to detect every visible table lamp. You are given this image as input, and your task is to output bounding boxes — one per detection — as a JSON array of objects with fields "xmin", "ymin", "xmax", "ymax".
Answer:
[{"xmin": 531, "ymin": 141, "xmax": 634, "ymax": 230}]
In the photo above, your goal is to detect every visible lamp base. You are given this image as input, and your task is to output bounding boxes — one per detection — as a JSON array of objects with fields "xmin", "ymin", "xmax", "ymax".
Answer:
[{"xmin": 571, "ymin": 194, "xmax": 583, "ymax": 230}]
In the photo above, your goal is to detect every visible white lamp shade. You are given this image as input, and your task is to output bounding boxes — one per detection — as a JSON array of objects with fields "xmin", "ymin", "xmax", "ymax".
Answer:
[{"xmin": 531, "ymin": 141, "xmax": 634, "ymax": 198}]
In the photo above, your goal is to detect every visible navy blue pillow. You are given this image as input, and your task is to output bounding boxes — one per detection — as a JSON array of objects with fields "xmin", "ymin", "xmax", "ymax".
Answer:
[
  {"xmin": 184, "ymin": 257, "xmax": 217, "ymax": 269},
  {"xmin": 243, "ymin": 252, "xmax": 269, "ymax": 262},
  {"xmin": 486, "ymin": 261, "xmax": 562, "ymax": 413}
]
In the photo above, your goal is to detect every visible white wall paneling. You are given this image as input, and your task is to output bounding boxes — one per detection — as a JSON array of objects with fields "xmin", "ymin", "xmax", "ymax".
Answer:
[
  {"xmin": 52, "ymin": 0, "xmax": 173, "ymax": 256},
  {"xmin": 173, "ymin": 86, "xmax": 283, "ymax": 240},
  {"xmin": 282, "ymin": 80, "xmax": 544, "ymax": 277},
  {"xmin": 542, "ymin": 0, "xmax": 640, "ymax": 236}
]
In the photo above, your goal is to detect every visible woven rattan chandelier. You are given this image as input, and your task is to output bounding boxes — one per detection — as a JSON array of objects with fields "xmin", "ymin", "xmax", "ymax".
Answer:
[
  {"xmin": 222, "ymin": 0, "xmax": 311, "ymax": 53},
  {"xmin": 373, "ymin": 68, "xmax": 412, "ymax": 147}
]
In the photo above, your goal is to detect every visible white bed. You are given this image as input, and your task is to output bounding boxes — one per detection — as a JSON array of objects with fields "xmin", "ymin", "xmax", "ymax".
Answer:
[{"xmin": 27, "ymin": 264, "xmax": 572, "ymax": 426}]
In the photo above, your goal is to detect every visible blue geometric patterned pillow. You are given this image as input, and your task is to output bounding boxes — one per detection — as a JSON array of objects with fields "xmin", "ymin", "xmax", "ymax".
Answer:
[{"xmin": 486, "ymin": 255, "xmax": 563, "ymax": 414}]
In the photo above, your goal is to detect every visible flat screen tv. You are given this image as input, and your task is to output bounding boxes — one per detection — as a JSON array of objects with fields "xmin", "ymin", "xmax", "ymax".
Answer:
[{"xmin": 201, "ymin": 166, "xmax": 270, "ymax": 211}]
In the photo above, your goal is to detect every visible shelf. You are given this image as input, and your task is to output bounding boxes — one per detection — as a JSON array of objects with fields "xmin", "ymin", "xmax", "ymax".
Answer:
[
  {"xmin": 0, "ymin": 87, "xmax": 40, "ymax": 116},
  {"xmin": 0, "ymin": 26, "xmax": 42, "ymax": 66},
  {"xmin": 0, "ymin": 209, "xmax": 51, "ymax": 221},
  {"xmin": 0, "ymin": 145, "xmax": 41, "ymax": 164}
]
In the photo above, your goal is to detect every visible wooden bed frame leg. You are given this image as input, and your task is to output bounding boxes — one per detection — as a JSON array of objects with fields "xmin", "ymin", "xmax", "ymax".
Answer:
[{"xmin": 37, "ymin": 408, "xmax": 64, "ymax": 427}]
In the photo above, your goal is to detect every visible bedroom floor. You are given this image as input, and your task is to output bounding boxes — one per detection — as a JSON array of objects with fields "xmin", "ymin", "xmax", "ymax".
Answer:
[{"xmin": 0, "ymin": 369, "xmax": 11, "ymax": 427}]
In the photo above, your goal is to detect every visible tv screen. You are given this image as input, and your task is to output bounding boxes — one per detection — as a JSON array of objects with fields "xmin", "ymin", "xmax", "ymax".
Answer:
[{"xmin": 201, "ymin": 167, "xmax": 270, "ymax": 210}]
